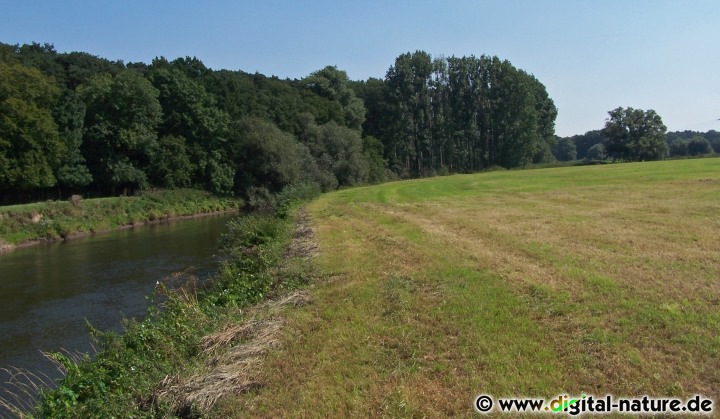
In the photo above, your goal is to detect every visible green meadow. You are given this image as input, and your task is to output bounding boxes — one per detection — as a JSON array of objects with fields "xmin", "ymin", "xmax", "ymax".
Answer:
[{"xmin": 217, "ymin": 158, "xmax": 720, "ymax": 416}]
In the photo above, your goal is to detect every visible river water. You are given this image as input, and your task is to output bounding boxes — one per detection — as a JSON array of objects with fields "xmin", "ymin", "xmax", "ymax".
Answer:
[{"xmin": 0, "ymin": 213, "xmax": 238, "ymax": 411}]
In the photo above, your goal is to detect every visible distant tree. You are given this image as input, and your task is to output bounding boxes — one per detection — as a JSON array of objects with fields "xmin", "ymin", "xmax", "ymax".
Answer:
[
  {"xmin": 351, "ymin": 78, "xmax": 396, "ymax": 154},
  {"xmin": 482, "ymin": 58, "xmax": 541, "ymax": 169},
  {"xmin": 147, "ymin": 59, "xmax": 231, "ymax": 192},
  {"xmin": 0, "ymin": 62, "xmax": 63, "ymax": 192},
  {"xmin": 362, "ymin": 135, "xmax": 388, "ymax": 184},
  {"xmin": 53, "ymin": 90, "xmax": 92, "ymax": 189},
  {"xmin": 229, "ymin": 117, "xmax": 308, "ymax": 195},
  {"xmin": 603, "ymin": 107, "xmax": 668, "ymax": 161},
  {"xmin": 303, "ymin": 66, "xmax": 366, "ymax": 131},
  {"xmin": 0, "ymin": 42, "xmax": 19, "ymax": 64},
  {"xmin": 0, "ymin": 42, "xmax": 561, "ymax": 201},
  {"xmin": 316, "ymin": 121, "xmax": 369, "ymax": 186},
  {"xmin": 705, "ymin": 130, "xmax": 720, "ymax": 153},
  {"xmin": 529, "ymin": 75, "xmax": 558, "ymax": 164},
  {"xmin": 54, "ymin": 51, "xmax": 124, "ymax": 90},
  {"xmin": 148, "ymin": 135, "xmax": 193, "ymax": 188},
  {"xmin": 386, "ymin": 51, "xmax": 434, "ymax": 174},
  {"xmin": 687, "ymin": 136, "xmax": 712, "ymax": 155},
  {"xmin": 572, "ymin": 130, "xmax": 605, "ymax": 159},
  {"xmin": 668, "ymin": 139, "xmax": 689, "ymax": 157},
  {"xmin": 299, "ymin": 117, "xmax": 370, "ymax": 188},
  {"xmin": 79, "ymin": 70, "xmax": 162, "ymax": 194},
  {"xmin": 533, "ymin": 140, "xmax": 556, "ymax": 164},
  {"xmin": 553, "ymin": 137, "xmax": 577, "ymax": 161},
  {"xmin": 206, "ymin": 150, "xmax": 235, "ymax": 195},
  {"xmin": 586, "ymin": 143, "xmax": 606, "ymax": 160}
]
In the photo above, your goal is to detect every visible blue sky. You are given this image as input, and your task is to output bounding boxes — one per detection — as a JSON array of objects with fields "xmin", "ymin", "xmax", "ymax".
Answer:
[{"xmin": 1, "ymin": 0, "xmax": 718, "ymax": 137}]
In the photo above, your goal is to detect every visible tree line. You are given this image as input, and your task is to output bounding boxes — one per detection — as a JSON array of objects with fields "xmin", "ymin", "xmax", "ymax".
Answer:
[
  {"xmin": 555, "ymin": 112, "xmax": 719, "ymax": 162},
  {"xmin": 1, "ymin": 43, "xmax": 558, "ymax": 204},
  {"xmin": 354, "ymin": 52, "xmax": 558, "ymax": 176}
]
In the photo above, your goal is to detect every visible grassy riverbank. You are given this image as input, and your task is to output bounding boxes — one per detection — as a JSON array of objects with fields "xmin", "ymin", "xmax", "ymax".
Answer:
[
  {"xmin": 0, "ymin": 185, "xmax": 319, "ymax": 417},
  {"xmin": 0, "ymin": 189, "xmax": 243, "ymax": 249}
]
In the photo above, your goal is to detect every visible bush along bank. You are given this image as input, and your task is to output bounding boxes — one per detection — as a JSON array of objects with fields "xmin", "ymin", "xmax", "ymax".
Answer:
[
  {"xmin": 0, "ymin": 189, "xmax": 243, "ymax": 249},
  {"xmin": 6, "ymin": 184, "xmax": 321, "ymax": 417}
]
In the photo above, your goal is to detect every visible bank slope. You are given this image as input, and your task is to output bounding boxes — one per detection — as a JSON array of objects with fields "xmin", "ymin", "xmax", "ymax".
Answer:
[{"xmin": 0, "ymin": 189, "xmax": 242, "ymax": 251}]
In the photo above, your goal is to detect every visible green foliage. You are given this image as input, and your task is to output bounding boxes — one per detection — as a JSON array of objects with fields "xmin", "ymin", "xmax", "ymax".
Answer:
[
  {"xmin": 148, "ymin": 135, "xmax": 193, "ymax": 188},
  {"xmin": 383, "ymin": 52, "xmax": 554, "ymax": 174},
  {"xmin": 303, "ymin": 66, "xmax": 366, "ymax": 130},
  {"xmin": 362, "ymin": 135, "xmax": 389, "ymax": 184},
  {"xmin": 79, "ymin": 70, "xmax": 162, "ymax": 193},
  {"xmin": 707, "ymin": 130, "xmax": 720, "ymax": 153},
  {"xmin": 148, "ymin": 59, "xmax": 231, "ymax": 192},
  {"xmin": 206, "ymin": 151, "xmax": 235, "ymax": 195},
  {"xmin": 0, "ymin": 62, "xmax": 63, "ymax": 191},
  {"xmin": 569, "ymin": 130, "xmax": 605, "ymax": 159},
  {"xmin": 533, "ymin": 139, "xmax": 557, "ymax": 164},
  {"xmin": 586, "ymin": 143, "xmax": 606, "ymax": 160},
  {"xmin": 668, "ymin": 138, "xmax": 689, "ymax": 157},
  {"xmin": 229, "ymin": 117, "xmax": 309, "ymax": 195},
  {"xmin": 274, "ymin": 182, "xmax": 322, "ymax": 219},
  {"xmin": 603, "ymin": 107, "xmax": 668, "ymax": 161},
  {"xmin": 0, "ymin": 42, "xmax": 559, "ymax": 205},
  {"xmin": 36, "ymin": 288, "xmax": 208, "ymax": 417},
  {"xmin": 209, "ymin": 213, "xmax": 294, "ymax": 308},
  {"xmin": 54, "ymin": 90, "xmax": 92, "ymax": 188},
  {"xmin": 553, "ymin": 137, "xmax": 577, "ymax": 161},
  {"xmin": 686, "ymin": 136, "xmax": 712, "ymax": 155}
]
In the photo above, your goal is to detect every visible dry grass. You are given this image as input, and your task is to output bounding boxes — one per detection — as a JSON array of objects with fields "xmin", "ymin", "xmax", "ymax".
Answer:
[
  {"xmin": 0, "ymin": 367, "xmax": 54, "ymax": 417},
  {"xmin": 156, "ymin": 291, "xmax": 312, "ymax": 416},
  {"xmin": 283, "ymin": 207, "xmax": 319, "ymax": 261},
  {"xmin": 0, "ymin": 350, "xmax": 85, "ymax": 418}
]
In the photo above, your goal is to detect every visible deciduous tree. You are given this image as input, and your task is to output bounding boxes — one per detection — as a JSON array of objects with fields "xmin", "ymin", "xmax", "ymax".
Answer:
[
  {"xmin": 0, "ymin": 62, "xmax": 63, "ymax": 192},
  {"xmin": 603, "ymin": 107, "xmax": 668, "ymax": 161},
  {"xmin": 79, "ymin": 70, "xmax": 162, "ymax": 193}
]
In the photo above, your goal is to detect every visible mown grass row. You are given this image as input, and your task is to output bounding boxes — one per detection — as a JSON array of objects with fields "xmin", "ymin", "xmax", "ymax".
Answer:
[{"xmin": 0, "ymin": 189, "xmax": 243, "ymax": 247}]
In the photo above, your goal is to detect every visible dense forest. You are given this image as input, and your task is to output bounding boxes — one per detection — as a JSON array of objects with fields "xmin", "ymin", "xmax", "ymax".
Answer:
[
  {"xmin": 0, "ymin": 43, "xmax": 563, "ymax": 204},
  {"xmin": 3, "ymin": 43, "xmax": 717, "ymax": 205}
]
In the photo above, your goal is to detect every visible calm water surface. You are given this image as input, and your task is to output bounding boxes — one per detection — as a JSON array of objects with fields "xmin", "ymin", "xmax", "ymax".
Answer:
[{"xmin": 0, "ymin": 213, "xmax": 237, "ymax": 409}]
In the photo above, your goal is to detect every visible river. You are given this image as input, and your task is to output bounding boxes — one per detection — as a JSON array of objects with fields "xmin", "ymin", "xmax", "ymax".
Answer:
[{"xmin": 0, "ymin": 212, "xmax": 238, "ymax": 411}]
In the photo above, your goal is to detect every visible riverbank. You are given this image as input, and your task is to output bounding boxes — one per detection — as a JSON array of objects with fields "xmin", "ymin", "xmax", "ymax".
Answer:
[
  {"xmin": 9, "ymin": 207, "xmax": 317, "ymax": 417},
  {"xmin": 0, "ymin": 189, "xmax": 244, "ymax": 252},
  {"xmin": 0, "ymin": 183, "xmax": 320, "ymax": 417}
]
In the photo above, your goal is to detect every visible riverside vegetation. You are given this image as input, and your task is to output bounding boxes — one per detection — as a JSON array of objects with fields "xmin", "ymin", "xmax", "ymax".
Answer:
[
  {"xmin": 0, "ymin": 189, "xmax": 242, "ymax": 250},
  {"xmin": 0, "ymin": 183, "xmax": 320, "ymax": 417}
]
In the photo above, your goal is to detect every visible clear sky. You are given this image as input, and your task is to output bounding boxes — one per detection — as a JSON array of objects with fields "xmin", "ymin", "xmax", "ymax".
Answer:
[{"xmin": 1, "ymin": 0, "xmax": 718, "ymax": 137}]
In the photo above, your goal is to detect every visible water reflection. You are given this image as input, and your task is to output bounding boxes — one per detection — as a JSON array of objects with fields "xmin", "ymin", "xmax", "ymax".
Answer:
[{"xmin": 0, "ymin": 213, "xmax": 237, "ymax": 408}]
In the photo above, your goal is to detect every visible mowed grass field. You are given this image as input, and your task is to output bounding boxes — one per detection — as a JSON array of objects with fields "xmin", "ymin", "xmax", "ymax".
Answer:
[{"xmin": 217, "ymin": 159, "xmax": 720, "ymax": 416}]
